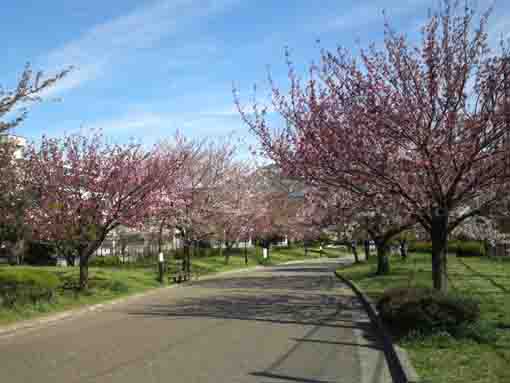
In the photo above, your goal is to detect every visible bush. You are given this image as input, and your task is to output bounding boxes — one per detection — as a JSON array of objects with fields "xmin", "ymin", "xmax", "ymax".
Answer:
[
  {"xmin": 454, "ymin": 241, "xmax": 486, "ymax": 257},
  {"xmin": 89, "ymin": 255, "xmax": 121, "ymax": 267},
  {"xmin": 109, "ymin": 280, "xmax": 130, "ymax": 293},
  {"xmin": 24, "ymin": 241, "xmax": 57, "ymax": 266},
  {"xmin": 0, "ymin": 267, "xmax": 59, "ymax": 307},
  {"xmin": 407, "ymin": 240, "xmax": 485, "ymax": 257},
  {"xmin": 408, "ymin": 241, "xmax": 432, "ymax": 253},
  {"xmin": 377, "ymin": 287, "xmax": 480, "ymax": 337}
]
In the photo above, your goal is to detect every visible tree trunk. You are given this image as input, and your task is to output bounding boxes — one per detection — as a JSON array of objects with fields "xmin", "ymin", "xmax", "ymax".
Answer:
[
  {"xmin": 186, "ymin": 243, "xmax": 191, "ymax": 276},
  {"xmin": 375, "ymin": 241, "xmax": 390, "ymax": 275},
  {"xmin": 224, "ymin": 243, "xmax": 230, "ymax": 265},
  {"xmin": 431, "ymin": 208, "xmax": 449, "ymax": 292},
  {"xmin": 399, "ymin": 239, "xmax": 408, "ymax": 259},
  {"xmin": 79, "ymin": 255, "xmax": 89, "ymax": 291},
  {"xmin": 64, "ymin": 252, "xmax": 76, "ymax": 267},
  {"xmin": 364, "ymin": 240, "xmax": 370, "ymax": 261},
  {"xmin": 224, "ymin": 239, "xmax": 233, "ymax": 264},
  {"xmin": 351, "ymin": 242, "xmax": 360, "ymax": 263},
  {"xmin": 182, "ymin": 243, "xmax": 189, "ymax": 272},
  {"xmin": 244, "ymin": 240, "xmax": 248, "ymax": 265},
  {"xmin": 157, "ymin": 219, "xmax": 165, "ymax": 255}
]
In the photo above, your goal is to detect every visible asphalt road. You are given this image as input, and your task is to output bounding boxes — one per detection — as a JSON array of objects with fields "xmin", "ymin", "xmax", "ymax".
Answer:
[{"xmin": 0, "ymin": 258, "xmax": 390, "ymax": 383}]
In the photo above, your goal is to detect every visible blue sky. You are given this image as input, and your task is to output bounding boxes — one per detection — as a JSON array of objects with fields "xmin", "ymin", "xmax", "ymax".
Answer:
[{"xmin": 3, "ymin": 0, "xmax": 509, "ymax": 148}]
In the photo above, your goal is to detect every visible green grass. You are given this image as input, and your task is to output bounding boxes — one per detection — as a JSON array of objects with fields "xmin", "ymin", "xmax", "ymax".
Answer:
[
  {"xmin": 338, "ymin": 253, "xmax": 510, "ymax": 383},
  {"xmin": 0, "ymin": 245, "xmax": 348, "ymax": 326},
  {"xmin": 0, "ymin": 267, "xmax": 161, "ymax": 325}
]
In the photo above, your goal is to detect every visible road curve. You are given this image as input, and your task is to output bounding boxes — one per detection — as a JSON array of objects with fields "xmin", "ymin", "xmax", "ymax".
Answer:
[{"xmin": 0, "ymin": 258, "xmax": 390, "ymax": 383}]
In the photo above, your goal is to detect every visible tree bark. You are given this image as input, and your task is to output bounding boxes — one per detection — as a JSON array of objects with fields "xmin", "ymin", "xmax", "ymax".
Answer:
[
  {"xmin": 399, "ymin": 239, "xmax": 408, "ymax": 259},
  {"xmin": 375, "ymin": 240, "xmax": 390, "ymax": 275},
  {"xmin": 351, "ymin": 242, "xmax": 360, "ymax": 263},
  {"xmin": 186, "ymin": 243, "xmax": 191, "ymax": 276},
  {"xmin": 157, "ymin": 219, "xmax": 165, "ymax": 255},
  {"xmin": 224, "ymin": 243, "xmax": 230, "ymax": 264},
  {"xmin": 182, "ymin": 243, "xmax": 189, "ymax": 272},
  {"xmin": 364, "ymin": 239, "xmax": 370, "ymax": 261},
  {"xmin": 79, "ymin": 255, "xmax": 89, "ymax": 290},
  {"xmin": 431, "ymin": 207, "xmax": 449, "ymax": 292}
]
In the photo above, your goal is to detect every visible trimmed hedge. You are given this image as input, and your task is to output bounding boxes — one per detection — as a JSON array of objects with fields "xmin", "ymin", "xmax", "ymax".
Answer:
[
  {"xmin": 0, "ymin": 268, "xmax": 59, "ymax": 307},
  {"xmin": 89, "ymin": 255, "xmax": 122, "ymax": 267},
  {"xmin": 377, "ymin": 286, "xmax": 480, "ymax": 337},
  {"xmin": 408, "ymin": 240, "xmax": 486, "ymax": 257}
]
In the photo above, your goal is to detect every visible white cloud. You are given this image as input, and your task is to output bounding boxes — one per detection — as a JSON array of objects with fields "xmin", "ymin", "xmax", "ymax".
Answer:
[
  {"xmin": 323, "ymin": 0, "xmax": 430, "ymax": 32},
  {"xmin": 82, "ymin": 106, "xmax": 245, "ymax": 139},
  {"xmin": 40, "ymin": 0, "xmax": 238, "ymax": 96},
  {"xmin": 86, "ymin": 112, "xmax": 167, "ymax": 132}
]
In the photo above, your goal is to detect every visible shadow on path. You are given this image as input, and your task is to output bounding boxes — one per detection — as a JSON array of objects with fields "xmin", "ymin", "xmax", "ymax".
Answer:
[{"xmin": 186, "ymin": 274, "xmax": 336, "ymax": 291}]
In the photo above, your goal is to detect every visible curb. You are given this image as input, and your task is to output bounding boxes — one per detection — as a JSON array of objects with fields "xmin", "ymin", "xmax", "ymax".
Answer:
[
  {"xmin": 0, "ymin": 283, "xmax": 181, "ymax": 339},
  {"xmin": 335, "ymin": 270, "xmax": 420, "ymax": 383}
]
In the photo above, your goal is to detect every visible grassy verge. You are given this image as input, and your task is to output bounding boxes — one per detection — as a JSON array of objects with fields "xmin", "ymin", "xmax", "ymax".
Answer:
[
  {"xmin": 337, "ymin": 253, "xmax": 510, "ymax": 383},
  {"xmin": 0, "ymin": 245, "xmax": 347, "ymax": 327}
]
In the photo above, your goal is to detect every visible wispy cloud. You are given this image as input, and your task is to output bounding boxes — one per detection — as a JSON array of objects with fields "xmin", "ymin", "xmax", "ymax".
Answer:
[
  {"xmin": 321, "ymin": 0, "xmax": 429, "ymax": 33},
  {"xmin": 40, "ymin": 0, "xmax": 238, "ymax": 96},
  {"xmin": 82, "ymin": 106, "xmax": 245, "ymax": 141}
]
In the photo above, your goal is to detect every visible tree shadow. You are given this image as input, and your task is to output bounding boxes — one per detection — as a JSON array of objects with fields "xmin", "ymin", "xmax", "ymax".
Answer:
[
  {"xmin": 126, "ymin": 291, "xmax": 372, "ymax": 332},
  {"xmin": 186, "ymin": 275, "xmax": 339, "ymax": 291},
  {"xmin": 262, "ymin": 267, "xmax": 334, "ymax": 273},
  {"xmin": 290, "ymin": 337, "xmax": 382, "ymax": 350},
  {"xmin": 456, "ymin": 260, "xmax": 510, "ymax": 293}
]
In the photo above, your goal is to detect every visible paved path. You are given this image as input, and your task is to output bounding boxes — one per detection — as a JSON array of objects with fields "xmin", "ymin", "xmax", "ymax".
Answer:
[{"xmin": 0, "ymin": 259, "xmax": 390, "ymax": 383}]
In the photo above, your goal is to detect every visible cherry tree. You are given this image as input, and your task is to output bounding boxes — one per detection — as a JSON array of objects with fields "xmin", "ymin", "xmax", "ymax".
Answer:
[
  {"xmin": 151, "ymin": 137, "xmax": 237, "ymax": 274},
  {"xmin": 238, "ymin": 1, "xmax": 510, "ymax": 291},
  {"xmin": 247, "ymin": 166, "xmax": 304, "ymax": 257},
  {"xmin": 211, "ymin": 163, "xmax": 258, "ymax": 264},
  {"xmin": 0, "ymin": 64, "xmax": 69, "ymax": 260},
  {"xmin": 453, "ymin": 215, "xmax": 508, "ymax": 256},
  {"xmin": 23, "ymin": 132, "xmax": 185, "ymax": 289},
  {"xmin": 0, "ymin": 143, "xmax": 25, "ymax": 260},
  {"xmin": 1, "ymin": 64, "xmax": 70, "ymax": 135}
]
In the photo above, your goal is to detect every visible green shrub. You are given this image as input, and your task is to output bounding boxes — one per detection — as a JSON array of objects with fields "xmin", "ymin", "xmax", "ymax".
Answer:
[
  {"xmin": 89, "ymin": 255, "xmax": 121, "ymax": 267},
  {"xmin": 0, "ymin": 267, "xmax": 59, "ymax": 307},
  {"xmin": 455, "ymin": 241, "xmax": 486, "ymax": 257},
  {"xmin": 109, "ymin": 280, "xmax": 130, "ymax": 293},
  {"xmin": 407, "ymin": 240, "xmax": 485, "ymax": 257},
  {"xmin": 24, "ymin": 241, "xmax": 57, "ymax": 266},
  {"xmin": 451, "ymin": 321, "xmax": 499, "ymax": 343},
  {"xmin": 408, "ymin": 241, "xmax": 432, "ymax": 253},
  {"xmin": 377, "ymin": 287, "xmax": 480, "ymax": 337}
]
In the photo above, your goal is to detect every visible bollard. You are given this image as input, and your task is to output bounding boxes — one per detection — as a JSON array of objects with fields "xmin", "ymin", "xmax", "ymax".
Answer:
[{"xmin": 158, "ymin": 252, "xmax": 164, "ymax": 284}]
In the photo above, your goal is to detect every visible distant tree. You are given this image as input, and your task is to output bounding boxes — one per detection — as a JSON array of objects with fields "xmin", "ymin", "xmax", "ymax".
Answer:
[
  {"xmin": 24, "ymin": 132, "xmax": 185, "ymax": 290},
  {"xmin": 152, "ymin": 137, "xmax": 237, "ymax": 273},
  {"xmin": 211, "ymin": 163, "xmax": 257, "ymax": 264},
  {"xmin": 453, "ymin": 215, "xmax": 508, "ymax": 256},
  {"xmin": 238, "ymin": 1, "xmax": 510, "ymax": 291}
]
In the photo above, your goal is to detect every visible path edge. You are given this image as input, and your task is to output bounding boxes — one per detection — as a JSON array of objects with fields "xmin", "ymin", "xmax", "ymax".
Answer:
[
  {"xmin": 0, "ymin": 264, "xmax": 268, "ymax": 338},
  {"xmin": 335, "ymin": 270, "xmax": 420, "ymax": 383}
]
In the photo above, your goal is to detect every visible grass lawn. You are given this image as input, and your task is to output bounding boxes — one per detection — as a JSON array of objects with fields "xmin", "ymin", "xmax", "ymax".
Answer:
[
  {"xmin": 0, "ymin": 245, "xmax": 347, "ymax": 327},
  {"xmin": 337, "ymin": 253, "xmax": 510, "ymax": 383}
]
